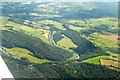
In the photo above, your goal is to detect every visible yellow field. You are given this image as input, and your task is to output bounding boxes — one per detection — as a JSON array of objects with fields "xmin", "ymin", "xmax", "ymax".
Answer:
[
  {"xmin": 39, "ymin": 28, "xmax": 49, "ymax": 39},
  {"xmin": 100, "ymin": 59, "xmax": 120, "ymax": 68},
  {"xmin": 99, "ymin": 34, "xmax": 119, "ymax": 42}
]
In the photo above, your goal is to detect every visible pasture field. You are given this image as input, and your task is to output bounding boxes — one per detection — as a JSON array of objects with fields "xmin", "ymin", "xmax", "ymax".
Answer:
[
  {"xmin": 83, "ymin": 56, "xmax": 112, "ymax": 64},
  {"xmin": 106, "ymin": 51, "xmax": 120, "ymax": 61},
  {"xmin": 69, "ymin": 25, "xmax": 87, "ymax": 32},
  {"xmin": 68, "ymin": 19, "xmax": 87, "ymax": 27},
  {"xmin": 38, "ymin": 20, "xmax": 66, "ymax": 30},
  {"xmin": 83, "ymin": 32, "xmax": 119, "ymax": 68},
  {"xmin": 5, "ymin": 47, "xmax": 50, "ymax": 64},
  {"xmin": 56, "ymin": 36, "xmax": 77, "ymax": 50},
  {"xmin": 86, "ymin": 18, "xmax": 118, "ymax": 27},
  {"xmin": 89, "ymin": 33, "xmax": 118, "ymax": 54},
  {"xmin": 100, "ymin": 59, "xmax": 120, "ymax": 68},
  {"xmin": 1, "ymin": 18, "xmax": 49, "ymax": 44},
  {"xmin": 68, "ymin": 18, "xmax": 117, "ymax": 28}
]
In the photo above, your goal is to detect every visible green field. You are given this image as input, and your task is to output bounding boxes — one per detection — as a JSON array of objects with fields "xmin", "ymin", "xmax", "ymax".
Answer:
[
  {"xmin": 86, "ymin": 18, "xmax": 117, "ymax": 27},
  {"xmin": 89, "ymin": 33, "xmax": 118, "ymax": 54},
  {"xmin": 83, "ymin": 32, "xmax": 119, "ymax": 64},
  {"xmin": 56, "ymin": 36, "xmax": 77, "ymax": 50},
  {"xmin": 1, "ymin": 18, "xmax": 50, "ymax": 44},
  {"xmin": 83, "ymin": 56, "xmax": 112, "ymax": 64},
  {"xmin": 106, "ymin": 51, "xmax": 119, "ymax": 61},
  {"xmin": 5, "ymin": 47, "xmax": 50, "ymax": 64},
  {"xmin": 38, "ymin": 20, "xmax": 66, "ymax": 30},
  {"xmin": 69, "ymin": 25, "xmax": 87, "ymax": 32},
  {"xmin": 69, "ymin": 19, "xmax": 86, "ymax": 26}
]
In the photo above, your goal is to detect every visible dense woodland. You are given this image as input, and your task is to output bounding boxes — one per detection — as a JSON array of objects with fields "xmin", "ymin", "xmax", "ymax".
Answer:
[
  {"xmin": 3, "ymin": 54, "xmax": 120, "ymax": 79},
  {"xmin": 1, "ymin": 30, "xmax": 73, "ymax": 61}
]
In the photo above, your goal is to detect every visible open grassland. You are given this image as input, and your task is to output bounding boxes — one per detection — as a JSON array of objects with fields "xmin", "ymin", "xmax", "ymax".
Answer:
[
  {"xmin": 1, "ymin": 17, "xmax": 74, "ymax": 61},
  {"xmin": 100, "ymin": 59, "xmax": 120, "ymax": 68},
  {"xmin": 89, "ymin": 33, "xmax": 118, "ymax": 53},
  {"xmin": 83, "ymin": 56, "xmax": 112, "ymax": 64},
  {"xmin": 57, "ymin": 36, "xmax": 77, "ymax": 50},
  {"xmin": 39, "ymin": 28, "xmax": 49, "ymax": 39},
  {"xmin": 68, "ymin": 18, "xmax": 117, "ymax": 34},
  {"xmin": 69, "ymin": 25, "xmax": 87, "ymax": 32},
  {"xmin": 1, "ymin": 17, "xmax": 49, "ymax": 44},
  {"xmin": 38, "ymin": 20, "xmax": 66, "ymax": 30},
  {"xmin": 83, "ymin": 32, "xmax": 119, "ymax": 68},
  {"xmin": 86, "ymin": 18, "xmax": 118, "ymax": 27},
  {"xmin": 54, "ymin": 35, "xmax": 79, "ymax": 60},
  {"xmin": 68, "ymin": 19, "xmax": 86, "ymax": 26},
  {"xmin": 5, "ymin": 47, "xmax": 50, "ymax": 64},
  {"xmin": 2, "ymin": 30, "xmax": 73, "ymax": 61},
  {"xmin": 86, "ymin": 32, "xmax": 119, "ymax": 60},
  {"xmin": 106, "ymin": 51, "xmax": 120, "ymax": 61},
  {"xmin": 68, "ymin": 18, "xmax": 117, "ymax": 27}
]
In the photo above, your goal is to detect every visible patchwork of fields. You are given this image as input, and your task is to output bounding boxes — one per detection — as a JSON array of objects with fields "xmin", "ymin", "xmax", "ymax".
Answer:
[{"xmin": 1, "ymin": 2, "xmax": 119, "ymax": 78}]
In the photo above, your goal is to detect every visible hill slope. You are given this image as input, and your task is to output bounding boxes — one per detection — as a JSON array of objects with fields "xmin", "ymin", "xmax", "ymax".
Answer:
[{"xmin": 1, "ymin": 30, "xmax": 73, "ymax": 61}]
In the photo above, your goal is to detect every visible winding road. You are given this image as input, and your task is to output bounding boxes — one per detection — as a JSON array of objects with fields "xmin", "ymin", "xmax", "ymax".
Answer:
[
  {"xmin": 48, "ymin": 31, "xmax": 54, "ymax": 46},
  {"xmin": 76, "ymin": 53, "xmax": 80, "ymax": 59},
  {"xmin": 48, "ymin": 31, "xmax": 80, "ymax": 60}
]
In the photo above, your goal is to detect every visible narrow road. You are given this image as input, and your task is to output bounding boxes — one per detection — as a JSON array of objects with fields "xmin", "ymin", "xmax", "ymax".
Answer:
[
  {"xmin": 0, "ymin": 50, "xmax": 14, "ymax": 79},
  {"xmin": 76, "ymin": 53, "xmax": 80, "ymax": 59},
  {"xmin": 48, "ymin": 31, "xmax": 54, "ymax": 46}
]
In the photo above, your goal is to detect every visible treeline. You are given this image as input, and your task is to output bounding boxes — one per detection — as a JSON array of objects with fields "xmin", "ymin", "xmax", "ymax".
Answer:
[
  {"xmin": 1, "ymin": 30, "xmax": 73, "ymax": 61},
  {"xmin": 50, "ymin": 26, "xmax": 106, "ymax": 60},
  {"xmin": 61, "ymin": 30, "xmax": 105, "ymax": 55},
  {"xmin": 3, "ymin": 54, "xmax": 120, "ymax": 79},
  {"xmin": 53, "ymin": 31, "xmax": 64, "ymax": 43}
]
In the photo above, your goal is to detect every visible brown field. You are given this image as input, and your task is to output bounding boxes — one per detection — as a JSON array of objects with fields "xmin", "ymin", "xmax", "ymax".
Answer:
[
  {"xmin": 99, "ymin": 34, "xmax": 119, "ymax": 42},
  {"xmin": 109, "ymin": 35, "xmax": 119, "ymax": 42},
  {"xmin": 100, "ymin": 59, "xmax": 120, "ymax": 68},
  {"xmin": 0, "ymin": 24, "xmax": 2, "ymax": 26}
]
